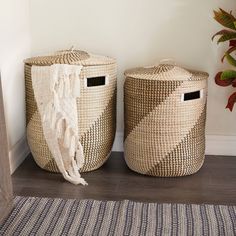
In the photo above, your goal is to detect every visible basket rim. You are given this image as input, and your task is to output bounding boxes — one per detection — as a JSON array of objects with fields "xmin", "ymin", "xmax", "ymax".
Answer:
[
  {"xmin": 124, "ymin": 65, "xmax": 209, "ymax": 81},
  {"xmin": 24, "ymin": 50, "xmax": 116, "ymax": 67}
]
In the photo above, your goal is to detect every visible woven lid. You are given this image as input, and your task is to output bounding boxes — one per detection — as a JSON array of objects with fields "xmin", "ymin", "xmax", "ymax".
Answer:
[
  {"xmin": 125, "ymin": 61, "xmax": 208, "ymax": 81},
  {"xmin": 24, "ymin": 48, "xmax": 116, "ymax": 66}
]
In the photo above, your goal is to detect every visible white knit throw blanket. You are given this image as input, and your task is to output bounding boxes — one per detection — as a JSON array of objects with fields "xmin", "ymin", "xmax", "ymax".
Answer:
[{"xmin": 31, "ymin": 64, "xmax": 87, "ymax": 185}]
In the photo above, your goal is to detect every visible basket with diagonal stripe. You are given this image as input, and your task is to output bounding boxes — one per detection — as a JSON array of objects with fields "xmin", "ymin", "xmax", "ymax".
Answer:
[
  {"xmin": 124, "ymin": 62, "xmax": 208, "ymax": 176},
  {"xmin": 24, "ymin": 49, "xmax": 117, "ymax": 173}
]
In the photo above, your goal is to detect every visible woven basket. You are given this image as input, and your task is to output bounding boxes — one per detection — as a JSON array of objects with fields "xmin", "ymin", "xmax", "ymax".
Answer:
[
  {"xmin": 124, "ymin": 62, "xmax": 208, "ymax": 177},
  {"xmin": 24, "ymin": 49, "xmax": 117, "ymax": 173}
]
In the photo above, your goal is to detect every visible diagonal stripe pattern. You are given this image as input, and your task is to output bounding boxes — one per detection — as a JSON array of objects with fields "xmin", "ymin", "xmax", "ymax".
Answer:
[
  {"xmin": 147, "ymin": 105, "xmax": 206, "ymax": 176},
  {"xmin": 124, "ymin": 77, "xmax": 182, "ymax": 139},
  {"xmin": 124, "ymin": 64, "xmax": 208, "ymax": 177}
]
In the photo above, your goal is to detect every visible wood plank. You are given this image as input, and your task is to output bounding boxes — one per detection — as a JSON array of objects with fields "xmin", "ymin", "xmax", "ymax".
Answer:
[
  {"xmin": 12, "ymin": 152, "xmax": 236, "ymax": 205},
  {"xmin": 0, "ymin": 76, "xmax": 13, "ymax": 223}
]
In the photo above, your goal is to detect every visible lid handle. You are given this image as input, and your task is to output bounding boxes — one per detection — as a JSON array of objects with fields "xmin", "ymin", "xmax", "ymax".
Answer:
[
  {"xmin": 159, "ymin": 58, "xmax": 176, "ymax": 66},
  {"xmin": 69, "ymin": 46, "xmax": 75, "ymax": 52},
  {"xmin": 143, "ymin": 58, "xmax": 177, "ymax": 69}
]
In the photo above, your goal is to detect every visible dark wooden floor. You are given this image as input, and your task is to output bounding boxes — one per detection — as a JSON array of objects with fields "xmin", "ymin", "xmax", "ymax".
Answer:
[{"xmin": 12, "ymin": 152, "xmax": 236, "ymax": 205}]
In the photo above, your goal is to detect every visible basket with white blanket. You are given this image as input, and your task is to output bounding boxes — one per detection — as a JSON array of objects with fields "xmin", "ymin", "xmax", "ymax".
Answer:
[{"xmin": 24, "ymin": 49, "xmax": 117, "ymax": 185}]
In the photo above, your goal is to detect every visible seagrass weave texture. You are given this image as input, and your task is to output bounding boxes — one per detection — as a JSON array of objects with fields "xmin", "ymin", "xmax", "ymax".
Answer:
[
  {"xmin": 124, "ymin": 64, "xmax": 208, "ymax": 176},
  {"xmin": 25, "ymin": 50, "xmax": 117, "ymax": 173}
]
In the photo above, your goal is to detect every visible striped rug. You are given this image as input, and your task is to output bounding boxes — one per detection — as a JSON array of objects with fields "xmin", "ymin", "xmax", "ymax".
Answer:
[{"xmin": 0, "ymin": 197, "xmax": 235, "ymax": 236}]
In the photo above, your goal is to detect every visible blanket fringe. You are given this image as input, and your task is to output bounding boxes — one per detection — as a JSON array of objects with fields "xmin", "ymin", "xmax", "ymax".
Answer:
[{"xmin": 45, "ymin": 64, "xmax": 86, "ymax": 185}]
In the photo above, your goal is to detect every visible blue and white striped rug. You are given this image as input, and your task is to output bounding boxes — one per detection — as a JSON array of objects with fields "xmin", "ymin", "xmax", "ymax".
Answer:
[{"xmin": 0, "ymin": 196, "xmax": 235, "ymax": 236}]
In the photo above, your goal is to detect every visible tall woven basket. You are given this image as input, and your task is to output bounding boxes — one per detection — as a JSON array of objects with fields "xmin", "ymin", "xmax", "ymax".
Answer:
[
  {"xmin": 124, "ymin": 63, "xmax": 208, "ymax": 177},
  {"xmin": 25, "ymin": 49, "xmax": 117, "ymax": 173}
]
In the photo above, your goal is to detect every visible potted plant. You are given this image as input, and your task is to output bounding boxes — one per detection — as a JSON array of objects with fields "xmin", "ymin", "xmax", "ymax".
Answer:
[{"xmin": 212, "ymin": 8, "xmax": 236, "ymax": 111}]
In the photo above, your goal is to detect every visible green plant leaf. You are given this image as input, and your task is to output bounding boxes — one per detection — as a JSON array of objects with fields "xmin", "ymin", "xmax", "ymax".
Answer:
[
  {"xmin": 226, "ymin": 92, "xmax": 236, "ymax": 111},
  {"xmin": 225, "ymin": 53, "xmax": 236, "ymax": 66},
  {"xmin": 212, "ymin": 30, "xmax": 236, "ymax": 41},
  {"xmin": 232, "ymin": 78, "xmax": 236, "ymax": 87},
  {"xmin": 215, "ymin": 72, "xmax": 234, "ymax": 86},
  {"xmin": 230, "ymin": 39, "xmax": 236, "ymax": 47},
  {"xmin": 220, "ymin": 70, "xmax": 236, "ymax": 80},
  {"xmin": 213, "ymin": 8, "xmax": 236, "ymax": 30},
  {"xmin": 217, "ymin": 32, "xmax": 236, "ymax": 43},
  {"xmin": 221, "ymin": 46, "xmax": 236, "ymax": 62}
]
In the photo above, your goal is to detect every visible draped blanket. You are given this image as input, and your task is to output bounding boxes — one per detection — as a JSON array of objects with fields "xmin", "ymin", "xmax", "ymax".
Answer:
[{"xmin": 31, "ymin": 64, "xmax": 87, "ymax": 185}]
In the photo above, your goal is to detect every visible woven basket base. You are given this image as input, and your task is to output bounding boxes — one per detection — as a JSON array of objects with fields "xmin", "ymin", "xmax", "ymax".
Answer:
[
  {"xmin": 125, "ymin": 157, "xmax": 205, "ymax": 177},
  {"xmin": 27, "ymin": 88, "xmax": 116, "ymax": 173},
  {"xmin": 124, "ymin": 106, "xmax": 206, "ymax": 177}
]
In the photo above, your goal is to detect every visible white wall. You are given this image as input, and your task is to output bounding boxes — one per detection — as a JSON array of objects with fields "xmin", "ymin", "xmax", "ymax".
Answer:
[
  {"xmin": 29, "ymin": 0, "xmax": 236, "ymax": 138},
  {"xmin": 0, "ymin": 0, "xmax": 31, "ymax": 172}
]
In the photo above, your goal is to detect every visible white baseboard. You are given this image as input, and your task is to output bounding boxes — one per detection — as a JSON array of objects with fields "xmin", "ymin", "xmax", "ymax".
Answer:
[
  {"xmin": 112, "ymin": 132, "xmax": 236, "ymax": 156},
  {"xmin": 205, "ymin": 135, "xmax": 236, "ymax": 156},
  {"xmin": 112, "ymin": 132, "xmax": 124, "ymax": 152},
  {"xmin": 9, "ymin": 135, "xmax": 30, "ymax": 174},
  {"xmin": 9, "ymin": 133, "xmax": 235, "ymax": 174}
]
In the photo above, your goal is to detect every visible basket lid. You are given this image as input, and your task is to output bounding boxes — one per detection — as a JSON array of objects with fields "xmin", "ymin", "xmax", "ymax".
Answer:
[
  {"xmin": 24, "ymin": 48, "xmax": 116, "ymax": 66},
  {"xmin": 125, "ymin": 60, "xmax": 208, "ymax": 81}
]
